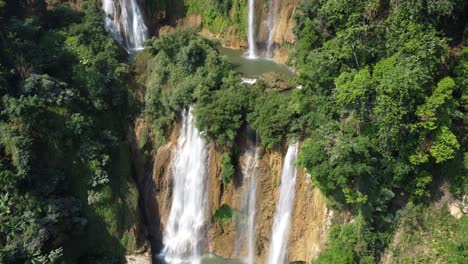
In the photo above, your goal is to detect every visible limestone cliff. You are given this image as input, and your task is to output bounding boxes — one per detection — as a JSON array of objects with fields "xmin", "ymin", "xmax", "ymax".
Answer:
[
  {"xmin": 207, "ymin": 143, "xmax": 331, "ymax": 263},
  {"xmin": 141, "ymin": 0, "xmax": 186, "ymax": 36},
  {"xmin": 209, "ymin": 0, "xmax": 301, "ymax": 63},
  {"xmin": 255, "ymin": 0, "xmax": 300, "ymax": 62},
  {"xmin": 149, "ymin": 125, "xmax": 335, "ymax": 263},
  {"xmin": 146, "ymin": 0, "xmax": 302, "ymax": 63}
]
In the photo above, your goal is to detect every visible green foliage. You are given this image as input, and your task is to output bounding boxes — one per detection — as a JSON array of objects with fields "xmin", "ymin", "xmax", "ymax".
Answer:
[
  {"xmin": 415, "ymin": 77, "xmax": 456, "ymax": 130},
  {"xmin": 213, "ymin": 204, "xmax": 238, "ymax": 224},
  {"xmin": 220, "ymin": 152, "xmax": 235, "ymax": 188},
  {"xmin": 313, "ymin": 215, "xmax": 380, "ymax": 264},
  {"xmin": 429, "ymin": 126, "xmax": 460, "ymax": 164},
  {"xmin": 409, "ymin": 171, "xmax": 433, "ymax": 200},
  {"xmin": 389, "ymin": 202, "xmax": 467, "ymax": 263},
  {"xmin": 64, "ymin": 4, "xmax": 129, "ymax": 112},
  {"xmin": 295, "ymin": 0, "xmax": 466, "ymax": 261},
  {"xmin": 298, "ymin": 122, "xmax": 373, "ymax": 205},
  {"xmin": 390, "ymin": 0, "xmax": 458, "ymax": 23},
  {"xmin": 248, "ymin": 92, "xmax": 294, "ymax": 148},
  {"xmin": 334, "ymin": 67, "xmax": 375, "ymax": 118},
  {"xmin": 195, "ymin": 82, "xmax": 258, "ymax": 146},
  {"xmin": 140, "ymin": 29, "xmax": 232, "ymax": 148},
  {"xmin": 184, "ymin": 0, "xmax": 247, "ymax": 36},
  {"xmin": 410, "ymin": 77, "xmax": 459, "ymax": 165},
  {"xmin": 447, "ymin": 47, "xmax": 468, "ymax": 198},
  {"xmin": 0, "ymin": 1, "xmax": 135, "ymax": 262},
  {"xmin": 295, "ymin": 0, "xmax": 464, "ymax": 202},
  {"xmin": 446, "ymin": 153, "xmax": 468, "ymax": 197}
]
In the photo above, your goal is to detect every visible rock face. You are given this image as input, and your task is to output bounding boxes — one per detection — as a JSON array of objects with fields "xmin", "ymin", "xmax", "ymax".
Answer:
[
  {"xmin": 149, "ymin": 126, "xmax": 332, "ymax": 263},
  {"xmin": 253, "ymin": 0, "xmax": 301, "ymax": 63},
  {"xmin": 125, "ymin": 253, "xmax": 152, "ymax": 264},
  {"xmin": 141, "ymin": 0, "xmax": 186, "ymax": 36},
  {"xmin": 145, "ymin": 0, "xmax": 302, "ymax": 63},
  {"xmin": 255, "ymin": 0, "xmax": 299, "ymax": 47}
]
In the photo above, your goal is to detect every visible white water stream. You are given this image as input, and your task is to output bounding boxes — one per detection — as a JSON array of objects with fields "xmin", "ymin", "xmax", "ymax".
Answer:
[
  {"xmin": 102, "ymin": 0, "xmax": 149, "ymax": 51},
  {"xmin": 268, "ymin": 142, "xmax": 299, "ymax": 264},
  {"xmin": 247, "ymin": 0, "xmax": 257, "ymax": 59},
  {"xmin": 234, "ymin": 137, "xmax": 259, "ymax": 264},
  {"xmin": 266, "ymin": 0, "xmax": 279, "ymax": 57},
  {"xmin": 245, "ymin": 145, "xmax": 259, "ymax": 264},
  {"xmin": 163, "ymin": 107, "xmax": 209, "ymax": 264}
]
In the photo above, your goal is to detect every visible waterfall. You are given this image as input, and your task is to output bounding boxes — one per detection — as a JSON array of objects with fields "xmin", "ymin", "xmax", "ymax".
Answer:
[
  {"xmin": 247, "ymin": 0, "xmax": 257, "ymax": 59},
  {"xmin": 234, "ymin": 136, "xmax": 259, "ymax": 264},
  {"xmin": 245, "ymin": 143, "xmax": 259, "ymax": 264},
  {"xmin": 266, "ymin": 0, "xmax": 279, "ymax": 58},
  {"xmin": 163, "ymin": 107, "xmax": 209, "ymax": 264},
  {"xmin": 102, "ymin": 0, "xmax": 149, "ymax": 51},
  {"xmin": 103, "ymin": 0, "xmax": 123, "ymax": 44},
  {"xmin": 268, "ymin": 142, "xmax": 299, "ymax": 264}
]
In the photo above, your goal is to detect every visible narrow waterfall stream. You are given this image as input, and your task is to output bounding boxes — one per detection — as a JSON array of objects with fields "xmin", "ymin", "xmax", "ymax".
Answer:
[
  {"xmin": 247, "ymin": 0, "xmax": 257, "ymax": 59},
  {"xmin": 102, "ymin": 0, "xmax": 149, "ymax": 51},
  {"xmin": 266, "ymin": 0, "xmax": 279, "ymax": 57},
  {"xmin": 163, "ymin": 107, "xmax": 209, "ymax": 264},
  {"xmin": 245, "ymin": 145, "xmax": 258, "ymax": 264},
  {"xmin": 234, "ymin": 135, "xmax": 259, "ymax": 264},
  {"xmin": 268, "ymin": 142, "xmax": 299, "ymax": 264}
]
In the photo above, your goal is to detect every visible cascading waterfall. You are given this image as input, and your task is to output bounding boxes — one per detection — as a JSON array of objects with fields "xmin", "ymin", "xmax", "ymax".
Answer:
[
  {"xmin": 102, "ymin": 0, "xmax": 149, "ymax": 51},
  {"xmin": 245, "ymin": 145, "xmax": 258, "ymax": 264},
  {"xmin": 103, "ymin": 0, "xmax": 123, "ymax": 44},
  {"xmin": 163, "ymin": 107, "xmax": 209, "ymax": 264},
  {"xmin": 266, "ymin": 0, "xmax": 279, "ymax": 58},
  {"xmin": 268, "ymin": 142, "xmax": 299, "ymax": 264},
  {"xmin": 234, "ymin": 136, "xmax": 259, "ymax": 264},
  {"xmin": 247, "ymin": 0, "xmax": 257, "ymax": 59}
]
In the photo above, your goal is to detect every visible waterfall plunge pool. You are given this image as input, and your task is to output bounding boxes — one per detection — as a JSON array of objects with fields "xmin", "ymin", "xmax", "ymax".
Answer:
[
  {"xmin": 155, "ymin": 254, "xmax": 244, "ymax": 264},
  {"xmin": 217, "ymin": 46, "xmax": 294, "ymax": 79},
  {"xmin": 201, "ymin": 255, "xmax": 245, "ymax": 264}
]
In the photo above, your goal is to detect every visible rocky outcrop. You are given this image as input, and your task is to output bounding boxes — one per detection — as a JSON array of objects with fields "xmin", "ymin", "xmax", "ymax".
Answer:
[
  {"xmin": 261, "ymin": 72, "xmax": 294, "ymax": 91},
  {"xmin": 254, "ymin": 0, "xmax": 301, "ymax": 63},
  {"xmin": 125, "ymin": 253, "xmax": 152, "ymax": 264},
  {"xmin": 141, "ymin": 0, "xmax": 186, "ymax": 36},
  {"xmin": 208, "ymin": 144, "xmax": 331, "ymax": 263},
  {"xmin": 255, "ymin": 0, "xmax": 299, "ymax": 46}
]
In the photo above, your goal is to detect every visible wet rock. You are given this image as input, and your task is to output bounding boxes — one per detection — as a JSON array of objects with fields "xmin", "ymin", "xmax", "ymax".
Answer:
[
  {"xmin": 146, "ymin": 129, "xmax": 337, "ymax": 263},
  {"xmin": 125, "ymin": 252, "xmax": 152, "ymax": 264}
]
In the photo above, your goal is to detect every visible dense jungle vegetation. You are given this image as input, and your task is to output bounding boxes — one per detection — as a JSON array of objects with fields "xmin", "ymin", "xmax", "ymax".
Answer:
[
  {"xmin": 0, "ymin": 1, "xmax": 142, "ymax": 262},
  {"xmin": 293, "ymin": 0, "xmax": 467, "ymax": 262},
  {"xmin": 0, "ymin": 0, "xmax": 466, "ymax": 263}
]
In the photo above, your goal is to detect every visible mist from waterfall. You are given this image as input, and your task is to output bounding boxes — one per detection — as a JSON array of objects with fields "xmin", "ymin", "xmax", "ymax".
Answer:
[
  {"xmin": 266, "ymin": 0, "xmax": 279, "ymax": 58},
  {"xmin": 247, "ymin": 0, "xmax": 257, "ymax": 59},
  {"xmin": 234, "ymin": 135, "xmax": 259, "ymax": 264},
  {"xmin": 102, "ymin": 0, "xmax": 149, "ymax": 51},
  {"xmin": 162, "ymin": 107, "xmax": 209, "ymax": 264},
  {"xmin": 268, "ymin": 142, "xmax": 299, "ymax": 264}
]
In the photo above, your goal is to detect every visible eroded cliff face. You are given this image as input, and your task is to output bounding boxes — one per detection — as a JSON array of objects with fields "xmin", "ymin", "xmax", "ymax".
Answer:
[
  {"xmin": 208, "ymin": 144, "xmax": 331, "ymax": 263},
  {"xmin": 148, "ymin": 125, "xmax": 334, "ymax": 263},
  {"xmin": 255, "ymin": 0, "xmax": 299, "ymax": 62},
  {"xmin": 149, "ymin": 0, "xmax": 301, "ymax": 63},
  {"xmin": 140, "ymin": 0, "xmax": 186, "ymax": 36}
]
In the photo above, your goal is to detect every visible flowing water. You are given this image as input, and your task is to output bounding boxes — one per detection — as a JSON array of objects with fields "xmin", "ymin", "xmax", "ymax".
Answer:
[
  {"xmin": 268, "ymin": 142, "xmax": 299, "ymax": 264},
  {"xmin": 266, "ymin": 0, "xmax": 279, "ymax": 57},
  {"xmin": 247, "ymin": 0, "xmax": 257, "ymax": 59},
  {"xmin": 162, "ymin": 107, "xmax": 209, "ymax": 264},
  {"xmin": 234, "ymin": 135, "xmax": 259, "ymax": 264},
  {"xmin": 102, "ymin": 0, "xmax": 149, "ymax": 51}
]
